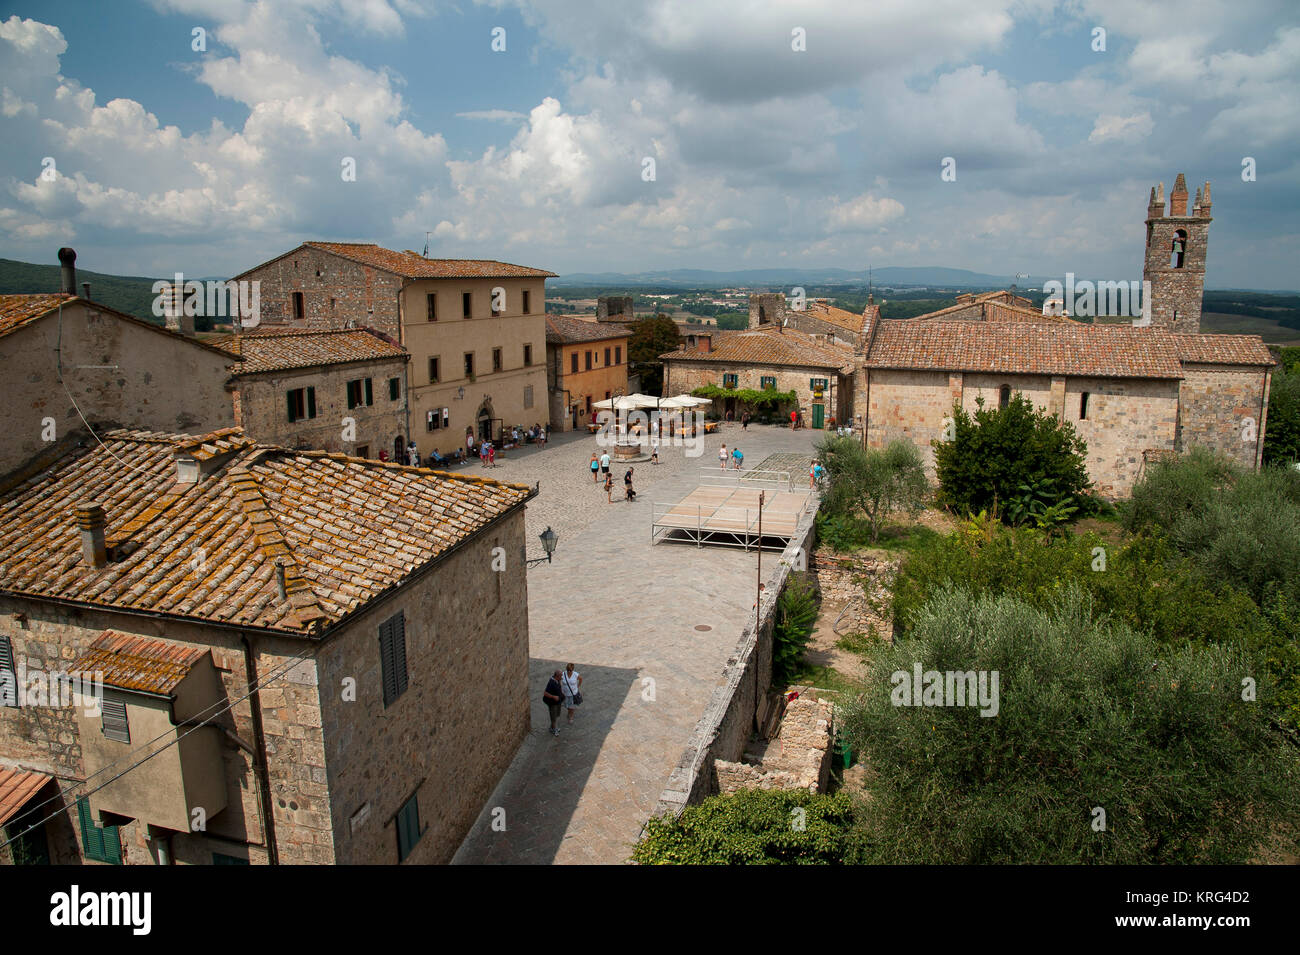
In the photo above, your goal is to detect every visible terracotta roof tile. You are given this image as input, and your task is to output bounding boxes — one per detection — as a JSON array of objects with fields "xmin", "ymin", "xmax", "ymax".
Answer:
[
  {"xmin": 660, "ymin": 325, "xmax": 852, "ymax": 370},
  {"xmin": 0, "ymin": 767, "xmax": 52, "ymax": 827},
  {"xmin": 0, "ymin": 293, "xmax": 72, "ymax": 338},
  {"xmin": 865, "ymin": 320, "xmax": 1186, "ymax": 379},
  {"xmin": 69, "ymin": 631, "xmax": 207, "ymax": 696},
  {"xmin": 803, "ymin": 301, "xmax": 865, "ymax": 334},
  {"xmin": 299, "ymin": 242, "xmax": 557, "ymax": 279},
  {"xmin": 0, "ymin": 430, "xmax": 533, "ymax": 636},
  {"xmin": 219, "ymin": 328, "xmax": 408, "ymax": 374},
  {"xmin": 1173, "ymin": 333, "xmax": 1275, "ymax": 366},
  {"xmin": 545, "ymin": 315, "xmax": 633, "ymax": 344}
]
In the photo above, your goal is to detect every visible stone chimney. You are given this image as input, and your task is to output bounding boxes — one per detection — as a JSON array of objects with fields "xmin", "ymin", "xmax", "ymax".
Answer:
[
  {"xmin": 58, "ymin": 247, "xmax": 76, "ymax": 295},
  {"xmin": 74, "ymin": 503, "xmax": 107, "ymax": 569}
]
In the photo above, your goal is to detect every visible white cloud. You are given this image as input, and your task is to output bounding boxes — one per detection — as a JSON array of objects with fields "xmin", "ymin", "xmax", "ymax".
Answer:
[{"xmin": 1088, "ymin": 111, "xmax": 1152, "ymax": 143}]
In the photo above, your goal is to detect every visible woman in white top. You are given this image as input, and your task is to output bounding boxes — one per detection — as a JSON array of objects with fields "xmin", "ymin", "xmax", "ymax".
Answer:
[
  {"xmin": 718, "ymin": 444, "xmax": 728, "ymax": 469},
  {"xmin": 561, "ymin": 663, "xmax": 583, "ymax": 724}
]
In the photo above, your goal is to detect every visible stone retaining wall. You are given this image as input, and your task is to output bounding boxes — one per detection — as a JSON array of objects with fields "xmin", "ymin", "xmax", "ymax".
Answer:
[{"xmin": 650, "ymin": 504, "xmax": 819, "ymax": 818}]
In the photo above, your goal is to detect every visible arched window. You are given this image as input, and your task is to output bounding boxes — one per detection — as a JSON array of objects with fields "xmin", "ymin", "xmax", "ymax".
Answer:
[
  {"xmin": 999, "ymin": 385, "xmax": 1011, "ymax": 409},
  {"xmin": 1170, "ymin": 229, "xmax": 1187, "ymax": 268}
]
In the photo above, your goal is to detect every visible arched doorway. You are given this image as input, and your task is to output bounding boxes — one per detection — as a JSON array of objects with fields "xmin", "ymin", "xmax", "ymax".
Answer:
[{"xmin": 476, "ymin": 400, "xmax": 495, "ymax": 441}]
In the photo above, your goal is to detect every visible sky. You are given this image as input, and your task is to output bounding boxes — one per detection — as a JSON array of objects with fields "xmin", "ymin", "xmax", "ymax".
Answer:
[{"xmin": 0, "ymin": 0, "xmax": 1297, "ymax": 289}]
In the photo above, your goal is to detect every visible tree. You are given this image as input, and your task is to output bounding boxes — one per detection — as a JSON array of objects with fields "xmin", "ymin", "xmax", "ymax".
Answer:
[
  {"xmin": 627, "ymin": 313, "xmax": 680, "ymax": 395},
  {"xmin": 933, "ymin": 393, "xmax": 1091, "ymax": 524},
  {"xmin": 773, "ymin": 573, "xmax": 819, "ymax": 684},
  {"xmin": 1263, "ymin": 363, "xmax": 1300, "ymax": 466},
  {"xmin": 817, "ymin": 436, "xmax": 928, "ymax": 543},
  {"xmin": 840, "ymin": 586, "xmax": 1300, "ymax": 864}
]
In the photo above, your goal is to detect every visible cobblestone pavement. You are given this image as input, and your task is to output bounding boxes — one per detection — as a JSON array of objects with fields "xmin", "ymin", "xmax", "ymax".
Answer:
[{"xmin": 451, "ymin": 422, "xmax": 821, "ymax": 864}]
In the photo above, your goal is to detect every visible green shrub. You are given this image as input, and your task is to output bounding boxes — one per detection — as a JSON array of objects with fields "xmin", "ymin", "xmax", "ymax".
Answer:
[
  {"xmin": 773, "ymin": 573, "xmax": 819, "ymax": 684},
  {"xmin": 632, "ymin": 789, "xmax": 869, "ymax": 864},
  {"xmin": 1263, "ymin": 363, "xmax": 1300, "ymax": 466},
  {"xmin": 1121, "ymin": 447, "xmax": 1236, "ymax": 535},
  {"xmin": 840, "ymin": 586, "xmax": 1300, "ymax": 864},
  {"xmin": 933, "ymin": 393, "xmax": 1091, "ymax": 524}
]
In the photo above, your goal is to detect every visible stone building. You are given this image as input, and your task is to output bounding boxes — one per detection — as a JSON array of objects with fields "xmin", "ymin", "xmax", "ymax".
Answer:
[
  {"xmin": 544, "ymin": 316, "xmax": 632, "ymax": 432},
  {"xmin": 748, "ymin": 293, "xmax": 870, "ymax": 345},
  {"xmin": 0, "ymin": 251, "xmax": 236, "ymax": 479},
  {"xmin": 218, "ymin": 328, "xmax": 410, "ymax": 459},
  {"xmin": 231, "ymin": 242, "xmax": 555, "ymax": 459},
  {"xmin": 661, "ymin": 324, "xmax": 854, "ymax": 427},
  {"xmin": 847, "ymin": 172, "xmax": 1272, "ymax": 497},
  {"xmin": 0, "ymin": 427, "xmax": 534, "ymax": 865}
]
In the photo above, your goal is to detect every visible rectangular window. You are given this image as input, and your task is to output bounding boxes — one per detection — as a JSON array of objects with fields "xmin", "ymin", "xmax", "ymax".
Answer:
[
  {"xmin": 570, "ymin": 353, "xmax": 578, "ymax": 374},
  {"xmin": 585, "ymin": 351, "xmax": 592, "ymax": 371},
  {"xmin": 604, "ymin": 347, "xmax": 611, "ymax": 366},
  {"xmin": 462, "ymin": 292, "xmax": 472, "ymax": 318},
  {"xmin": 723, "ymin": 374, "xmax": 738, "ymax": 389},
  {"xmin": 101, "ymin": 699, "xmax": 130, "ymax": 743},
  {"xmin": 524, "ymin": 385, "xmax": 534, "ymax": 409},
  {"xmin": 286, "ymin": 387, "xmax": 316, "ymax": 422},
  {"xmin": 388, "ymin": 377, "xmax": 400, "ymax": 402},
  {"xmin": 426, "ymin": 293, "xmax": 437, "ymax": 322},
  {"xmin": 429, "ymin": 357, "xmax": 439, "ymax": 383},
  {"xmin": 427, "ymin": 409, "xmax": 440, "ymax": 432},
  {"xmin": 615, "ymin": 346, "xmax": 621, "ymax": 365},
  {"xmin": 492, "ymin": 348, "xmax": 502, "ymax": 373},
  {"xmin": 213, "ymin": 853, "xmax": 249, "ymax": 865},
  {"xmin": 464, "ymin": 353, "xmax": 475, "ymax": 378},
  {"xmin": 379, "ymin": 611, "xmax": 408, "ymax": 707},
  {"xmin": 0, "ymin": 635, "xmax": 16, "ymax": 708},
  {"xmin": 523, "ymin": 344, "xmax": 532, "ymax": 366},
  {"xmin": 346, "ymin": 379, "xmax": 374, "ymax": 409},
  {"xmin": 396, "ymin": 791, "xmax": 423, "ymax": 862},
  {"xmin": 522, "ymin": 290, "xmax": 531, "ymax": 314},
  {"xmin": 1080, "ymin": 391, "xmax": 1090, "ymax": 420},
  {"xmin": 77, "ymin": 798, "xmax": 122, "ymax": 865},
  {"xmin": 292, "ymin": 291, "xmax": 305, "ymax": 320},
  {"xmin": 761, "ymin": 375, "xmax": 776, "ymax": 390}
]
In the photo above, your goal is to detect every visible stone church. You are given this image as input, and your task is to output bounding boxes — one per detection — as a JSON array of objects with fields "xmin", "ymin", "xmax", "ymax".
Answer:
[{"xmin": 743, "ymin": 173, "xmax": 1275, "ymax": 497}]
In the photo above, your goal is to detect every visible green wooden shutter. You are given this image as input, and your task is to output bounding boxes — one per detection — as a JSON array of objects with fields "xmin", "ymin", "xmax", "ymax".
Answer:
[
  {"xmin": 77, "ymin": 798, "xmax": 121, "ymax": 864},
  {"xmin": 391, "ymin": 613, "xmax": 407, "ymax": 698},
  {"xmin": 396, "ymin": 794, "xmax": 420, "ymax": 861},
  {"xmin": 379, "ymin": 612, "xmax": 407, "ymax": 706},
  {"xmin": 307, "ymin": 387, "xmax": 317, "ymax": 419},
  {"xmin": 0, "ymin": 635, "xmax": 16, "ymax": 707}
]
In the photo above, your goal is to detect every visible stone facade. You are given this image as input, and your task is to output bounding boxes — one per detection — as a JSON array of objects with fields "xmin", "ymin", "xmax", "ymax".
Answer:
[
  {"xmin": 234, "ymin": 245, "xmax": 405, "ymax": 340},
  {"xmin": 0, "ymin": 299, "xmax": 235, "ymax": 478},
  {"xmin": 1178, "ymin": 364, "xmax": 1271, "ymax": 470},
  {"xmin": 596, "ymin": 296, "xmax": 635, "ymax": 323},
  {"xmin": 232, "ymin": 356, "xmax": 409, "ymax": 458},
  {"xmin": 715, "ymin": 695, "xmax": 835, "ymax": 795},
  {"xmin": 664, "ymin": 359, "xmax": 851, "ymax": 426}
]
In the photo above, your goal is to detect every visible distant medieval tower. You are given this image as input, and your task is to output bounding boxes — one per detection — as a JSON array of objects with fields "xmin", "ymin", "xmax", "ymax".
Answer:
[{"xmin": 1143, "ymin": 173, "xmax": 1211, "ymax": 334}]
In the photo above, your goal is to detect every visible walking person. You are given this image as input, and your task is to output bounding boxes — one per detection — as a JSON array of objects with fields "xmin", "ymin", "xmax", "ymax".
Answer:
[
  {"xmin": 538, "ymin": 426, "xmax": 547, "ymax": 449},
  {"xmin": 605, "ymin": 470, "xmax": 614, "ymax": 502},
  {"xmin": 732, "ymin": 446, "xmax": 743, "ymax": 470},
  {"xmin": 810, "ymin": 458, "xmax": 824, "ymax": 489},
  {"xmin": 624, "ymin": 467, "xmax": 637, "ymax": 502},
  {"xmin": 590, "ymin": 452, "xmax": 601, "ymax": 482},
  {"xmin": 599, "ymin": 450, "xmax": 611, "ymax": 480},
  {"xmin": 718, "ymin": 444, "xmax": 728, "ymax": 470},
  {"xmin": 487, "ymin": 442, "xmax": 496, "ymax": 468},
  {"xmin": 408, "ymin": 442, "xmax": 419, "ymax": 466},
  {"xmin": 543, "ymin": 670, "xmax": 566, "ymax": 737},
  {"xmin": 742, "ymin": 412, "xmax": 750, "ymax": 431},
  {"xmin": 790, "ymin": 409, "xmax": 798, "ymax": 430},
  {"xmin": 561, "ymin": 663, "xmax": 583, "ymax": 724}
]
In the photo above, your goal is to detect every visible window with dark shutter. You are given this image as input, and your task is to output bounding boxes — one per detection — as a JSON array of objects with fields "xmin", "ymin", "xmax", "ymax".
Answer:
[
  {"xmin": 0, "ymin": 634, "xmax": 16, "ymax": 708},
  {"xmin": 364, "ymin": 378, "xmax": 373, "ymax": 406},
  {"xmin": 389, "ymin": 377, "xmax": 400, "ymax": 401},
  {"xmin": 77, "ymin": 798, "xmax": 122, "ymax": 865},
  {"xmin": 306, "ymin": 387, "xmax": 316, "ymax": 419},
  {"xmin": 570, "ymin": 353, "xmax": 578, "ymax": 374},
  {"xmin": 101, "ymin": 699, "xmax": 130, "ymax": 743},
  {"xmin": 287, "ymin": 390, "xmax": 299, "ymax": 423},
  {"xmin": 396, "ymin": 791, "xmax": 422, "ymax": 861},
  {"xmin": 379, "ymin": 612, "xmax": 408, "ymax": 707}
]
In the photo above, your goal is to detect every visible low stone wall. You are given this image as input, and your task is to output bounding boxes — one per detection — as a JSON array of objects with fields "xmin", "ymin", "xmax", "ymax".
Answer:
[
  {"xmin": 650, "ymin": 505, "xmax": 819, "ymax": 818},
  {"xmin": 716, "ymin": 695, "xmax": 836, "ymax": 794}
]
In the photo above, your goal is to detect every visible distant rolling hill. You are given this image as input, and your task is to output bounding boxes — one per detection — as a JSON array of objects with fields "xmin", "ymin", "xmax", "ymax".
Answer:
[
  {"xmin": 0, "ymin": 257, "xmax": 162, "ymax": 322},
  {"xmin": 552, "ymin": 266, "xmax": 1016, "ymax": 288}
]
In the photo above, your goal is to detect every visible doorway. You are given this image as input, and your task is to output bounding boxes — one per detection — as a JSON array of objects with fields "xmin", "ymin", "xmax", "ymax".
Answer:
[{"xmin": 812, "ymin": 403, "xmax": 825, "ymax": 429}]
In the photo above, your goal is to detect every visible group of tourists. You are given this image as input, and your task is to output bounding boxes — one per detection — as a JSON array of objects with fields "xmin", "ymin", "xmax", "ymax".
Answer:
[
  {"xmin": 589, "ymin": 451, "xmax": 636, "ymax": 502},
  {"xmin": 542, "ymin": 663, "xmax": 584, "ymax": 737},
  {"xmin": 717, "ymin": 444, "xmax": 744, "ymax": 470}
]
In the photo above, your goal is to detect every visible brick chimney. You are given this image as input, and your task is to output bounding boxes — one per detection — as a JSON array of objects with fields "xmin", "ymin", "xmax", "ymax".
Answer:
[{"xmin": 74, "ymin": 503, "xmax": 107, "ymax": 569}]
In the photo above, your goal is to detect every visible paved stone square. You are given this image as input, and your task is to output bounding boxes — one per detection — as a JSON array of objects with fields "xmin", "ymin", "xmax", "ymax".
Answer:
[{"xmin": 451, "ymin": 422, "xmax": 821, "ymax": 864}]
